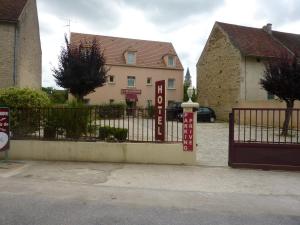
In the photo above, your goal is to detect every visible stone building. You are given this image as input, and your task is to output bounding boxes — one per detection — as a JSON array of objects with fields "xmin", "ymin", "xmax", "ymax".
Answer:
[
  {"xmin": 197, "ymin": 22, "xmax": 300, "ymax": 120},
  {"xmin": 71, "ymin": 33, "xmax": 184, "ymax": 108},
  {"xmin": 0, "ymin": 0, "xmax": 41, "ymax": 89}
]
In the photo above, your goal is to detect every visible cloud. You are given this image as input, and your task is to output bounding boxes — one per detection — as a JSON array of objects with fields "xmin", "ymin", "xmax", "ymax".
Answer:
[
  {"xmin": 37, "ymin": 0, "xmax": 122, "ymax": 30},
  {"xmin": 255, "ymin": 0, "xmax": 300, "ymax": 25},
  {"xmin": 121, "ymin": 0, "xmax": 225, "ymax": 26}
]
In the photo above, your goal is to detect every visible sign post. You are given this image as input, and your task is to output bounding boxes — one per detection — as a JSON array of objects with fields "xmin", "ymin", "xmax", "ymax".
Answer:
[
  {"xmin": 181, "ymin": 87, "xmax": 199, "ymax": 165},
  {"xmin": 155, "ymin": 80, "xmax": 166, "ymax": 141},
  {"xmin": 0, "ymin": 107, "xmax": 10, "ymax": 162},
  {"xmin": 183, "ymin": 112, "xmax": 193, "ymax": 151}
]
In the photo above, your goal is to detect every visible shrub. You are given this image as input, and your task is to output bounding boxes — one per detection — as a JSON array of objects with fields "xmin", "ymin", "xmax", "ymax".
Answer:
[
  {"xmin": 0, "ymin": 87, "xmax": 51, "ymax": 108},
  {"xmin": 114, "ymin": 128, "xmax": 128, "ymax": 142},
  {"xmin": 99, "ymin": 126, "xmax": 115, "ymax": 140},
  {"xmin": 99, "ymin": 126, "xmax": 128, "ymax": 142},
  {"xmin": 98, "ymin": 103, "xmax": 125, "ymax": 119},
  {"xmin": 147, "ymin": 105, "xmax": 155, "ymax": 118},
  {"xmin": 0, "ymin": 88, "xmax": 51, "ymax": 137},
  {"xmin": 42, "ymin": 87, "xmax": 68, "ymax": 104},
  {"xmin": 43, "ymin": 101, "xmax": 90, "ymax": 139}
]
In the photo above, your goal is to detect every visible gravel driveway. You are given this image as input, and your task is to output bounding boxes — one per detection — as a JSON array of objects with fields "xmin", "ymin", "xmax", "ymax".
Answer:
[{"xmin": 196, "ymin": 123, "xmax": 229, "ymax": 167}]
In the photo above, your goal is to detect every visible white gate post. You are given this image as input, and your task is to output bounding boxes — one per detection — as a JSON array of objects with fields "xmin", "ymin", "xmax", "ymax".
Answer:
[{"xmin": 181, "ymin": 87, "xmax": 199, "ymax": 165}]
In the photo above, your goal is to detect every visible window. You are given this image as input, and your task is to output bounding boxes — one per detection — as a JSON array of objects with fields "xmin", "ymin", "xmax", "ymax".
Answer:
[
  {"xmin": 146, "ymin": 77, "xmax": 152, "ymax": 85},
  {"xmin": 108, "ymin": 75, "xmax": 115, "ymax": 84},
  {"xmin": 127, "ymin": 52, "xmax": 135, "ymax": 64},
  {"xmin": 168, "ymin": 79, "xmax": 175, "ymax": 89},
  {"xmin": 267, "ymin": 92, "xmax": 275, "ymax": 100},
  {"xmin": 109, "ymin": 99, "xmax": 114, "ymax": 104},
  {"xmin": 168, "ymin": 56, "xmax": 175, "ymax": 67},
  {"xmin": 127, "ymin": 76, "xmax": 136, "ymax": 87}
]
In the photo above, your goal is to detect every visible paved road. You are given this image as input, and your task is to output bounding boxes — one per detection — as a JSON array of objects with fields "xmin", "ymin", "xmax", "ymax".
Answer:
[{"xmin": 0, "ymin": 161, "xmax": 300, "ymax": 225}]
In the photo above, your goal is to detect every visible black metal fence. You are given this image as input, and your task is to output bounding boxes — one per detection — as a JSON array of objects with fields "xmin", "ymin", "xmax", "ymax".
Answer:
[
  {"xmin": 232, "ymin": 108, "xmax": 300, "ymax": 144},
  {"xmin": 10, "ymin": 107, "xmax": 182, "ymax": 143}
]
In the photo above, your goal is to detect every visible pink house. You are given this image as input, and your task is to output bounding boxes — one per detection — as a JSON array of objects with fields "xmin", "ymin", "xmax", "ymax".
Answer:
[{"xmin": 70, "ymin": 33, "xmax": 184, "ymax": 108}]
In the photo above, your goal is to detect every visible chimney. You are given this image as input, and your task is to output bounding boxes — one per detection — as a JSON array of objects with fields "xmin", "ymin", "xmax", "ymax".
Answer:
[{"xmin": 263, "ymin": 23, "xmax": 272, "ymax": 34}]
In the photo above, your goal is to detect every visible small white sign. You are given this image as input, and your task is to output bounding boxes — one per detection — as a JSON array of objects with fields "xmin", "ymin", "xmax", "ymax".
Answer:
[{"xmin": 0, "ymin": 132, "xmax": 8, "ymax": 150}]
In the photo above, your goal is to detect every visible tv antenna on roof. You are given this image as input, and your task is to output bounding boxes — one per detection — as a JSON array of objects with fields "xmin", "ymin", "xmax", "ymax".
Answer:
[{"xmin": 62, "ymin": 18, "xmax": 77, "ymax": 39}]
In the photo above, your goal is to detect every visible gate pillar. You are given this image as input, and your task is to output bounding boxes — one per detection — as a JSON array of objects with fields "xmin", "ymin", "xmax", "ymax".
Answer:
[{"xmin": 181, "ymin": 87, "xmax": 199, "ymax": 165}]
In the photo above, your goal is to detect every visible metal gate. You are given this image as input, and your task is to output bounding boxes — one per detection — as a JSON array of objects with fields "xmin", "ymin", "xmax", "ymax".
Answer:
[{"xmin": 228, "ymin": 108, "xmax": 300, "ymax": 171}]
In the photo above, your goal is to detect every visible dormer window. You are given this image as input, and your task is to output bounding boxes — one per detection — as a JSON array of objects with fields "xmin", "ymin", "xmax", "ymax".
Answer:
[
  {"xmin": 168, "ymin": 56, "xmax": 175, "ymax": 67},
  {"xmin": 127, "ymin": 52, "xmax": 136, "ymax": 64},
  {"xmin": 163, "ymin": 54, "xmax": 176, "ymax": 67}
]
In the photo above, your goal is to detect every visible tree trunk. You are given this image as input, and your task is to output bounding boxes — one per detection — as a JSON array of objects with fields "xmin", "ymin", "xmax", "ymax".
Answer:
[{"xmin": 281, "ymin": 100, "xmax": 294, "ymax": 136}]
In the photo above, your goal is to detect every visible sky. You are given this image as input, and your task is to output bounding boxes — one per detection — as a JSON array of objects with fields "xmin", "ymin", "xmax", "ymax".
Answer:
[{"xmin": 37, "ymin": 0, "xmax": 300, "ymax": 88}]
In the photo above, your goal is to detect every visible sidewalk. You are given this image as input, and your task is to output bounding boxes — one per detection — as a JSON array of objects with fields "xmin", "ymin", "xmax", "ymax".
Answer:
[{"xmin": 1, "ymin": 161, "xmax": 300, "ymax": 196}]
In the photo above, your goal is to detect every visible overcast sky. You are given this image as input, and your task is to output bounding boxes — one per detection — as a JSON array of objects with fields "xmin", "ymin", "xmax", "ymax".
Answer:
[{"xmin": 37, "ymin": 0, "xmax": 300, "ymax": 88}]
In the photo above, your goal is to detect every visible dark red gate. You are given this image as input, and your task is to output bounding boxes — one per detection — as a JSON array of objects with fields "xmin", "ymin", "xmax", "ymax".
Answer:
[{"xmin": 229, "ymin": 108, "xmax": 300, "ymax": 171}]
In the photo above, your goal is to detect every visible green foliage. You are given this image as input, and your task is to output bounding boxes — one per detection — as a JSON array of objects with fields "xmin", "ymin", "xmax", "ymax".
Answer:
[
  {"xmin": 43, "ymin": 101, "xmax": 90, "ymax": 139},
  {"xmin": 98, "ymin": 126, "xmax": 128, "ymax": 142},
  {"xmin": 147, "ymin": 105, "xmax": 155, "ymax": 118},
  {"xmin": 0, "ymin": 88, "xmax": 50, "ymax": 137},
  {"xmin": 63, "ymin": 107, "xmax": 90, "ymax": 139},
  {"xmin": 113, "ymin": 128, "xmax": 128, "ymax": 142},
  {"xmin": 0, "ymin": 87, "xmax": 50, "ymax": 108},
  {"xmin": 98, "ymin": 126, "xmax": 114, "ymax": 140},
  {"xmin": 42, "ymin": 87, "xmax": 68, "ymax": 104},
  {"xmin": 98, "ymin": 103, "xmax": 126, "ymax": 119},
  {"xmin": 53, "ymin": 36, "xmax": 107, "ymax": 101}
]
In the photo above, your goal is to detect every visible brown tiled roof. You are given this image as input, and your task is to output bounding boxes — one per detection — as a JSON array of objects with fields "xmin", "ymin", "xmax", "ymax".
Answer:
[
  {"xmin": 0, "ymin": 0, "xmax": 27, "ymax": 22},
  {"xmin": 216, "ymin": 22, "xmax": 296, "ymax": 58},
  {"xmin": 272, "ymin": 31, "xmax": 300, "ymax": 56},
  {"xmin": 70, "ymin": 32, "xmax": 183, "ymax": 70}
]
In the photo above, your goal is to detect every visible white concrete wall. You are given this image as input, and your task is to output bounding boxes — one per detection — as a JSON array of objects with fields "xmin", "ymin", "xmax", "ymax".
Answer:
[
  {"xmin": 240, "ymin": 57, "xmax": 268, "ymax": 101},
  {"xmin": 0, "ymin": 141, "xmax": 196, "ymax": 165}
]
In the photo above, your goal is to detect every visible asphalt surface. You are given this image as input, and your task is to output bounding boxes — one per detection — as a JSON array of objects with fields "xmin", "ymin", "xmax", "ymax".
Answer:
[{"xmin": 0, "ymin": 161, "xmax": 300, "ymax": 225}]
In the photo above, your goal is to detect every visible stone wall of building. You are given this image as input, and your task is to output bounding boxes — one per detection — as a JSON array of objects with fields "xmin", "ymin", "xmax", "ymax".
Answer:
[
  {"xmin": 16, "ymin": 0, "xmax": 41, "ymax": 89},
  {"xmin": 0, "ymin": 23, "xmax": 15, "ymax": 88},
  {"xmin": 197, "ymin": 26, "xmax": 241, "ymax": 121}
]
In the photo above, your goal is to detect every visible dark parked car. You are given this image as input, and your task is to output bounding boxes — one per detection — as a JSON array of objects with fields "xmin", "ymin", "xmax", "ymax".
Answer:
[
  {"xmin": 166, "ymin": 102, "xmax": 183, "ymax": 121},
  {"xmin": 179, "ymin": 107, "xmax": 216, "ymax": 123},
  {"xmin": 196, "ymin": 107, "xmax": 216, "ymax": 122}
]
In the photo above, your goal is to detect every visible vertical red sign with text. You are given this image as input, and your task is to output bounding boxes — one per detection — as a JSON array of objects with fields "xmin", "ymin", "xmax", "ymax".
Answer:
[
  {"xmin": 155, "ymin": 80, "xmax": 166, "ymax": 141},
  {"xmin": 0, "ymin": 107, "xmax": 9, "ymax": 152},
  {"xmin": 183, "ymin": 112, "xmax": 193, "ymax": 151}
]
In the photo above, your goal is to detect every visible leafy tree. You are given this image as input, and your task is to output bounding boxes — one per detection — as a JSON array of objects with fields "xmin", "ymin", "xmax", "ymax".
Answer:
[
  {"xmin": 53, "ymin": 36, "xmax": 107, "ymax": 101},
  {"xmin": 260, "ymin": 55, "xmax": 300, "ymax": 136}
]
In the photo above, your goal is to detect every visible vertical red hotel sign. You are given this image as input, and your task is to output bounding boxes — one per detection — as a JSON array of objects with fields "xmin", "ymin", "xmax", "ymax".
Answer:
[
  {"xmin": 0, "ymin": 107, "xmax": 10, "ymax": 152},
  {"xmin": 183, "ymin": 112, "xmax": 193, "ymax": 151},
  {"xmin": 155, "ymin": 80, "xmax": 165, "ymax": 141}
]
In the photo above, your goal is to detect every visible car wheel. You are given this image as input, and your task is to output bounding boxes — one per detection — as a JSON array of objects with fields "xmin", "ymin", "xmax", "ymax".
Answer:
[{"xmin": 210, "ymin": 117, "xmax": 215, "ymax": 123}]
